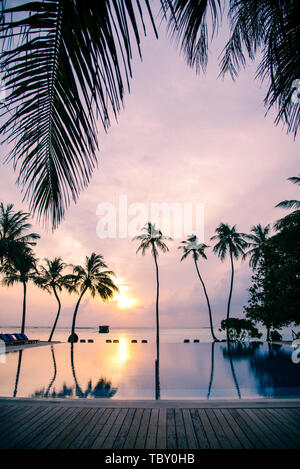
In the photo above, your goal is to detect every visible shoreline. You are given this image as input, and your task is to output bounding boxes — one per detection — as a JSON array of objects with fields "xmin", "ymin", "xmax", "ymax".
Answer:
[{"xmin": 2, "ymin": 340, "xmax": 62, "ymax": 353}]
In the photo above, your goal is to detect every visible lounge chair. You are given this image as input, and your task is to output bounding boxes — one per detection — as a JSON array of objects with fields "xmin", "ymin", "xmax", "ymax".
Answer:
[
  {"xmin": 0, "ymin": 333, "xmax": 24, "ymax": 345},
  {"xmin": 16, "ymin": 333, "xmax": 39, "ymax": 344}
]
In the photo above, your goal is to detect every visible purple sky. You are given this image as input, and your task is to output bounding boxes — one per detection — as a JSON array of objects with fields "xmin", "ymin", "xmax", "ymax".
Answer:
[{"xmin": 0, "ymin": 7, "xmax": 299, "ymax": 330}]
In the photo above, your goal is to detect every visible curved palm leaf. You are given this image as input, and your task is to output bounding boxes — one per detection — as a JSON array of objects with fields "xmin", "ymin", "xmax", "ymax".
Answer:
[
  {"xmin": 219, "ymin": 0, "xmax": 300, "ymax": 137},
  {"xmin": 0, "ymin": 0, "xmax": 157, "ymax": 228},
  {"xmin": 162, "ymin": 0, "xmax": 222, "ymax": 73}
]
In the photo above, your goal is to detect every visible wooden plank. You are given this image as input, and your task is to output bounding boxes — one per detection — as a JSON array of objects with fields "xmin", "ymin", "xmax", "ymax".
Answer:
[
  {"xmin": 56, "ymin": 408, "xmax": 97, "ymax": 449},
  {"xmin": 33, "ymin": 407, "xmax": 84, "ymax": 449},
  {"xmin": 123, "ymin": 408, "xmax": 143, "ymax": 449},
  {"xmin": 134, "ymin": 409, "xmax": 151, "ymax": 449},
  {"xmin": 219, "ymin": 409, "xmax": 253, "ymax": 449},
  {"xmin": 235, "ymin": 409, "xmax": 277, "ymax": 449},
  {"xmin": 113, "ymin": 408, "xmax": 136, "ymax": 449},
  {"xmin": 205, "ymin": 409, "xmax": 232, "ymax": 449},
  {"xmin": 244, "ymin": 409, "xmax": 287, "ymax": 449},
  {"xmin": 101, "ymin": 408, "xmax": 128, "ymax": 449},
  {"xmin": 0, "ymin": 406, "xmax": 55, "ymax": 448},
  {"xmin": 259, "ymin": 408, "xmax": 300, "ymax": 449},
  {"xmin": 91, "ymin": 408, "xmax": 121, "ymax": 449},
  {"xmin": 174, "ymin": 409, "xmax": 188, "ymax": 449},
  {"xmin": 197, "ymin": 409, "xmax": 221, "ymax": 449},
  {"xmin": 267, "ymin": 408, "xmax": 300, "ymax": 437},
  {"xmin": 156, "ymin": 408, "xmax": 167, "ymax": 449},
  {"xmin": 12, "ymin": 406, "xmax": 63, "ymax": 449},
  {"xmin": 69, "ymin": 408, "xmax": 105, "ymax": 449},
  {"xmin": 0, "ymin": 404, "xmax": 43, "ymax": 437},
  {"xmin": 189, "ymin": 408, "xmax": 210, "ymax": 449},
  {"xmin": 0, "ymin": 404, "xmax": 18, "ymax": 419},
  {"xmin": 213, "ymin": 409, "xmax": 242, "ymax": 449},
  {"xmin": 79, "ymin": 408, "xmax": 113, "ymax": 449},
  {"xmin": 182, "ymin": 409, "xmax": 198, "ymax": 449},
  {"xmin": 230, "ymin": 408, "xmax": 264, "ymax": 449},
  {"xmin": 166, "ymin": 408, "xmax": 177, "ymax": 449},
  {"xmin": 275, "ymin": 408, "xmax": 300, "ymax": 431},
  {"xmin": 145, "ymin": 408, "xmax": 159, "ymax": 449}
]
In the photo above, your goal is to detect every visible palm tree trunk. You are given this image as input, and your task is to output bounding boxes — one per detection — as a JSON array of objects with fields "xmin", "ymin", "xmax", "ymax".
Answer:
[
  {"xmin": 48, "ymin": 286, "xmax": 61, "ymax": 342},
  {"xmin": 68, "ymin": 287, "xmax": 87, "ymax": 342},
  {"xmin": 194, "ymin": 257, "xmax": 218, "ymax": 341},
  {"xmin": 21, "ymin": 281, "xmax": 27, "ymax": 334},
  {"xmin": 152, "ymin": 244, "xmax": 160, "ymax": 399},
  {"xmin": 45, "ymin": 346, "xmax": 57, "ymax": 397},
  {"xmin": 13, "ymin": 350, "xmax": 23, "ymax": 398},
  {"xmin": 226, "ymin": 249, "xmax": 235, "ymax": 342},
  {"xmin": 70, "ymin": 343, "xmax": 84, "ymax": 397},
  {"xmin": 227, "ymin": 341, "xmax": 241, "ymax": 399},
  {"xmin": 207, "ymin": 341, "xmax": 215, "ymax": 398}
]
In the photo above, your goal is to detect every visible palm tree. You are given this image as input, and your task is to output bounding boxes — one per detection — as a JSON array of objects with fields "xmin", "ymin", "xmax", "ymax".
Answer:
[
  {"xmin": 35, "ymin": 257, "xmax": 74, "ymax": 342},
  {"xmin": 134, "ymin": 223, "xmax": 171, "ymax": 357},
  {"xmin": 244, "ymin": 224, "xmax": 271, "ymax": 269},
  {"xmin": 1, "ymin": 244, "xmax": 38, "ymax": 333},
  {"xmin": 179, "ymin": 234, "xmax": 218, "ymax": 341},
  {"xmin": 274, "ymin": 175, "xmax": 300, "ymax": 231},
  {"xmin": 2, "ymin": 2, "xmax": 299, "ymax": 230},
  {"xmin": 211, "ymin": 223, "xmax": 248, "ymax": 341},
  {"xmin": 67, "ymin": 253, "xmax": 119, "ymax": 343},
  {"xmin": 0, "ymin": 203, "xmax": 40, "ymax": 264}
]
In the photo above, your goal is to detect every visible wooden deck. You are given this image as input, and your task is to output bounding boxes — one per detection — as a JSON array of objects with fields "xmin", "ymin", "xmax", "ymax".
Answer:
[{"xmin": 0, "ymin": 400, "xmax": 300, "ymax": 449}]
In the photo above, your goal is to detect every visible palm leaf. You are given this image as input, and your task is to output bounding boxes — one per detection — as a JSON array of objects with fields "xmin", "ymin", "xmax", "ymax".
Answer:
[{"xmin": 0, "ymin": 0, "xmax": 157, "ymax": 228}]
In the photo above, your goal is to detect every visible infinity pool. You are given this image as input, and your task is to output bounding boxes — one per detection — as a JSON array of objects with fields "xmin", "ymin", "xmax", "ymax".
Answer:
[{"xmin": 0, "ymin": 329, "xmax": 299, "ymax": 399}]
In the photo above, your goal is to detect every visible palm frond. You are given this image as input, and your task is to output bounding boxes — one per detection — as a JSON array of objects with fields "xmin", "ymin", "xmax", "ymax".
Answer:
[
  {"xmin": 0, "ymin": 0, "xmax": 157, "ymax": 228},
  {"xmin": 219, "ymin": 0, "xmax": 300, "ymax": 137},
  {"xmin": 162, "ymin": 0, "xmax": 222, "ymax": 73}
]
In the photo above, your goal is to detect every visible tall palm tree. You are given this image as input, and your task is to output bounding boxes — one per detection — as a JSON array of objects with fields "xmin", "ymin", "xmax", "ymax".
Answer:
[
  {"xmin": 0, "ymin": 203, "xmax": 40, "ymax": 264},
  {"xmin": 134, "ymin": 223, "xmax": 171, "ymax": 357},
  {"xmin": 274, "ymin": 175, "xmax": 300, "ymax": 231},
  {"xmin": 35, "ymin": 257, "xmax": 73, "ymax": 342},
  {"xmin": 179, "ymin": 234, "xmax": 217, "ymax": 341},
  {"xmin": 67, "ymin": 253, "xmax": 119, "ymax": 343},
  {"xmin": 1, "ymin": 244, "xmax": 38, "ymax": 333},
  {"xmin": 211, "ymin": 223, "xmax": 248, "ymax": 341},
  {"xmin": 2, "ymin": 1, "xmax": 299, "ymax": 230},
  {"xmin": 244, "ymin": 224, "xmax": 271, "ymax": 269}
]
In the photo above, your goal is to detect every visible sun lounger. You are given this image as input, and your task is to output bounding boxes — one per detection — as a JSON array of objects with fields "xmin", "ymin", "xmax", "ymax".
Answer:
[
  {"xmin": 0, "ymin": 333, "xmax": 25, "ymax": 345},
  {"xmin": 16, "ymin": 333, "xmax": 39, "ymax": 344}
]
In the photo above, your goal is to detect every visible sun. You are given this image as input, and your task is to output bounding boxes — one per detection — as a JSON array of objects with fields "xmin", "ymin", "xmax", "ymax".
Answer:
[{"xmin": 115, "ymin": 278, "xmax": 138, "ymax": 309}]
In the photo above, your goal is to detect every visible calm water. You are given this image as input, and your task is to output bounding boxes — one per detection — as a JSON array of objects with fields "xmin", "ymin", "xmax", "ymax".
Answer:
[{"xmin": 0, "ymin": 327, "xmax": 299, "ymax": 400}]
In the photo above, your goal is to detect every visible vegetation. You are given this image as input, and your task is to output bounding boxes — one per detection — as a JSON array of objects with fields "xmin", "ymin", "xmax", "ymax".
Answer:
[
  {"xmin": 244, "ymin": 175, "xmax": 300, "ymax": 340},
  {"xmin": 134, "ymin": 223, "xmax": 171, "ymax": 357},
  {"xmin": 219, "ymin": 318, "xmax": 262, "ymax": 342},
  {"xmin": 1, "ymin": 174, "xmax": 299, "ymax": 343},
  {"xmin": 35, "ymin": 258, "xmax": 74, "ymax": 342},
  {"xmin": 211, "ymin": 223, "xmax": 248, "ymax": 340},
  {"xmin": 179, "ymin": 234, "xmax": 217, "ymax": 341},
  {"xmin": 67, "ymin": 253, "xmax": 119, "ymax": 343},
  {"xmin": 1, "ymin": 1, "xmax": 299, "ymax": 228}
]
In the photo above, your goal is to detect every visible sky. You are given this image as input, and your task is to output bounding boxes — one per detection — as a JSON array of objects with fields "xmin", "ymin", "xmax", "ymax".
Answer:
[{"xmin": 0, "ymin": 3, "xmax": 299, "ymax": 331}]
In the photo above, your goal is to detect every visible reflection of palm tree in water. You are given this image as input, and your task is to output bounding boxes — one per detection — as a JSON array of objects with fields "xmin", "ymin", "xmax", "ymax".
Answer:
[
  {"xmin": 207, "ymin": 342, "xmax": 215, "ymax": 399},
  {"xmin": 207, "ymin": 341, "xmax": 241, "ymax": 399},
  {"xmin": 70, "ymin": 343, "xmax": 117, "ymax": 398},
  {"xmin": 13, "ymin": 350, "xmax": 23, "ymax": 397},
  {"xmin": 227, "ymin": 342, "xmax": 241, "ymax": 399},
  {"xmin": 45, "ymin": 345, "xmax": 57, "ymax": 397},
  {"xmin": 155, "ymin": 357, "xmax": 160, "ymax": 400}
]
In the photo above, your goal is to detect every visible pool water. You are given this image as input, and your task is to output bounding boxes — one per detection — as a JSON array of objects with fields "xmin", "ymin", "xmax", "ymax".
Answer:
[{"xmin": 0, "ymin": 328, "xmax": 299, "ymax": 400}]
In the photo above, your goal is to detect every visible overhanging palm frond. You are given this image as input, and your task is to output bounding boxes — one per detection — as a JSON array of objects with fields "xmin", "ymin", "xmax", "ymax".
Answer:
[
  {"xmin": 162, "ymin": 0, "xmax": 222, "ymax": 73},
  {"xmin": 0, "ymin": 0, "xmax": 157, "ymax": 228},
  {"xmin": 219, "ymin": 0, "xmax": 300, "ymax": 137}
]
